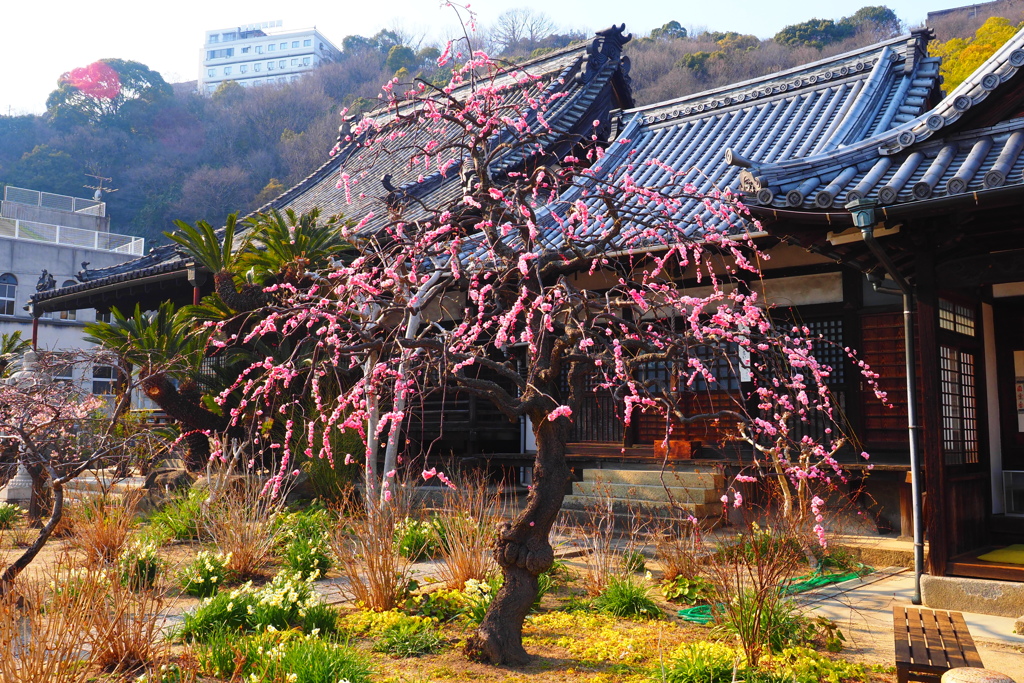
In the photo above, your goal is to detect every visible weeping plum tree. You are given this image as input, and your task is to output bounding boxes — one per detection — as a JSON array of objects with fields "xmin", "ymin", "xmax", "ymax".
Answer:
[{"xmin": 210, "ymin": 38, "xmax": 885, "ymax": 665}]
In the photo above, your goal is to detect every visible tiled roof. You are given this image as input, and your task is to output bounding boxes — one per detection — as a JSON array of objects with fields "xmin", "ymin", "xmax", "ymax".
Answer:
[
  {"xmin": 532, "ymin": 30, "xmax": 941, "ymax": 243},
  {"xmin": 738, "ymin": 28, "xmax": 1024, "ymax": 210},
  {"xmin": 32, "ymin": 28, "xmax": 633, "ymax": 310}
]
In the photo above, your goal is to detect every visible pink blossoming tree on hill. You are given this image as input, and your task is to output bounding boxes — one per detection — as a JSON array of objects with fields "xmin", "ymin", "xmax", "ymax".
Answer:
[{"xmin": 211, "ymin": 39, "xmax": 884, "ymax": 665}]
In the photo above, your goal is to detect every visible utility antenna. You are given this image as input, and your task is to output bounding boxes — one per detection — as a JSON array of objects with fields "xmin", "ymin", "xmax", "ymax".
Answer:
[{"xmin": 84, "ymin": 173, "xmax": 118, "ymax": 201}]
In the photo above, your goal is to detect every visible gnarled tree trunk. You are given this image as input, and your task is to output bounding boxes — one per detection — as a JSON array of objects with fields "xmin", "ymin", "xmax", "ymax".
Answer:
[{"xmin": 466, "ymin": 413, "xmax": 570, "ymax": 665}]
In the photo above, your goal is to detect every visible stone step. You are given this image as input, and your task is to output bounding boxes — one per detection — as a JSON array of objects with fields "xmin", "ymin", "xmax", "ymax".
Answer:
[
  {"xmin": 561, "ymin": 494, "xmax": 720, "ymax": 520},
  {"xmin": 581, "ymin": 468, "xmax": 722, "ymax": 489},
  {"xmin": 64, "ymin": 477, "xmax": 144, "ymax": 496},
  {"xmin": 572, "ymin": 480, "xmax": 722, "ymax": 504}
]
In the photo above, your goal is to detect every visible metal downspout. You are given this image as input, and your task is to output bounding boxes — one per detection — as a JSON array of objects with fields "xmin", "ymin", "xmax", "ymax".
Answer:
[{"xmin": 847, "ymin": 198, "xmax": 924, "ymax": 606}]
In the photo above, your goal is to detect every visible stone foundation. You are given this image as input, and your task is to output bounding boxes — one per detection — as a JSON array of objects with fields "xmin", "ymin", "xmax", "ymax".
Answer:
[{"xmin": 922, "ymin": 575, "xmax": 1024, "ymax": 618}]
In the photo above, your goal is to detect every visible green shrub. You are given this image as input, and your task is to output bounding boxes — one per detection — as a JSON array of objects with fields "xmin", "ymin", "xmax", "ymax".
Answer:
[
  {"xmin": 621, "ymin": 550, "xmax": 646, "ymax": 573},
  {"xmin": 462, "ymin": 575, "xmax": 503, "ymax": 625},
  {"xmin": 373, "ymin": 620, "xmax": 445, "ymax": 657},
  {"xmin": 194, "ymin": 629, "xmax": 264, "ymax": 678},
  {"xmin": 0, "ymin": 502, "xmax": 21, "ymax": 530},
  {"xmin": 715, "ymin": 590, "xmax": 835, "ymax": 655},
  {"xmin": 278, "ymin": 505, "xmax": 335, "ymax": 578},
  {"xmin": 659, "ymin": 641, "xmax": 739, "ymax": 683},
  {"xmin": 118, "ymin": 539, "xmax": 162, "ymax": 590},
  {"xmin": 195, "ymin": 630, "xmax": 372, "ymax": 683},
  {"xmin": 248, "ymin": 570, "xmax": 321, "ymax": 632},
  {"xmin": 178, "ymin": 587, "xmax": 258, "ymax": 641},
  {"xmin": 341, "ymin": 609, "xmax": 436, "ymax": 638},
  {"xmin": 284, "ymin": 533, "xmax": 333, "ymax": 579},
  {"xmin": 407, "ymin": 587, "xmax": 469, "ymax": 622},
  {"xmin": 594, "ymin": 574, "xmax": 662, "ymax": 619},
  {"xmin": 395, "ymin": 516, "xmax": 443, "ymax": 561},
  {"xmin": 179, "ymin": 550, "xmax": 231, "ymax": 598},
  {"xmin": 661, "ymin": 575, "xmax": 714, "ymax": 604},
  {"xmin": 278, "ymin": 504, "xmax": 333, "ymax": 543},
  {"xmin": 301, "ymin": 603, "xmax": 341, "ymax": 636},
  {"xmin": 762, "ymin": 647, "xmax": 868, "ymax": 683},
  {"xmin": 178, "ymin": 569, "xmax": 326, "ymax": 642},
  {"xmin": 146, "ymin": 488, "xmax": 205, "ymax": 542},
  {"xmin": 278, "ymin": 636, "xmax": 372, "ymax": 683}
]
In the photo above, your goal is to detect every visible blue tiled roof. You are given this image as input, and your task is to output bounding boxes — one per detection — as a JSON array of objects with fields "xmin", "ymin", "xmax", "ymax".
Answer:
[
  {"xmin": 738, "ymin": 28, "xmax": 1024, "ymax": 210},
  {"xmin": 536, "ymin": 30, "xmax": 941, "ymax": 243}
]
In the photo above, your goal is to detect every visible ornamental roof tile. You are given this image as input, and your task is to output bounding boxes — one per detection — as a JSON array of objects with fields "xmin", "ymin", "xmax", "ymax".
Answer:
[
  {"xmin": 528, "ymin": 31, "xmax": 940, "ymax": 244},
  {"xmin": 738, "ymin": 28, "xmax": 1024, "ymax": 211}
]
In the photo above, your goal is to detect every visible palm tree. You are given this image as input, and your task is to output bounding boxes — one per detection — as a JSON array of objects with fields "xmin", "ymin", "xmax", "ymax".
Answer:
[
  {"xmin": 0, "ymin": 331, "xmax": 32, "ymax": 378},
  {"xmin": 85, "ymin": 302, "xmax": 223, "ymax": 470}
]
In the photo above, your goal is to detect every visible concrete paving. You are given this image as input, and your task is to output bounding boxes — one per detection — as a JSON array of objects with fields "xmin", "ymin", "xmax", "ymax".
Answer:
[{"xmin": 798, "ymin": 570, "xmax": 1024, "ymax": 681}]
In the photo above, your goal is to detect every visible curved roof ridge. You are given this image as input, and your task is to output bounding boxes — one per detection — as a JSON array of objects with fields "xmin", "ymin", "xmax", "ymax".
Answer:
[
  {"xmin": 629, "ymin": 31, "xmax": 925, "ymax": 117},
  {"xmin": 743, "ymin": 27, "xmax": 1024, "ymax": 187}
]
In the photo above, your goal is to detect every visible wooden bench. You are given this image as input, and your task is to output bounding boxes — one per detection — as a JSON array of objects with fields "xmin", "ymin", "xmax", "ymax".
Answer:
[{"xmin": 893, "ymin": 606, "xmax": 984, "ymax": 683}]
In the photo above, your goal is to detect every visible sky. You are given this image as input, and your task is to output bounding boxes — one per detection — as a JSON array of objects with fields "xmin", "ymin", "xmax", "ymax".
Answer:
[{"xmin": 1, "ymin": 0, "xmax": 973, "ymax": 116}]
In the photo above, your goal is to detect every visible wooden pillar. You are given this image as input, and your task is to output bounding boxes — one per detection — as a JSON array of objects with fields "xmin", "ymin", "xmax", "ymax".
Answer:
[
  {"xmin": 187, "ymin": 265, "xmax": 208, "ymax": 307},
  {"xmin": 916, "ymin": 250, "xmax": 948, "ymax": 576}
]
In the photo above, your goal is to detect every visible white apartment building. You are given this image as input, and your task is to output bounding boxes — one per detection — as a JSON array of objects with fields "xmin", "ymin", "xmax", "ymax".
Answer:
[
  {"xmin": 0, "ymin": 186, "xmax": 143, "ymax": 390},
  {"xmin": 199, "ymin": 21, "xmax": 341, "ymax": 94}
]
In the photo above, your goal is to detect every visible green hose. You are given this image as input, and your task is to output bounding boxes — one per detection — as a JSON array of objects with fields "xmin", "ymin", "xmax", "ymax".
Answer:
[{"xmin": 677, "ymin": 566, "xmax": 873, "ymax": 623}]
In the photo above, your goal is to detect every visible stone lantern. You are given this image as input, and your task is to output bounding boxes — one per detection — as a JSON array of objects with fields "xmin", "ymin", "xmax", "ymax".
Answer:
[{"xmin": 0, "ymin": 351, "xmax": 50, "ymax": 511}]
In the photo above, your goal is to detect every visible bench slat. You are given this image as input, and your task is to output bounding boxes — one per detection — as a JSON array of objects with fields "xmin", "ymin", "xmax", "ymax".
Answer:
[
  {"xmin": 949, "ymin": 610, "xmax": 984, "ymax": 668},
  {"xmin": 935, "ymin": 610, "xmax": 965, "ymax": 669},
  {"xmin": 907, "ymin": 608, "xmax": 931, "ymax": 668},
  {"xmin": 893, "ymin": 606, "xmax": 914, "ymax": 663}
]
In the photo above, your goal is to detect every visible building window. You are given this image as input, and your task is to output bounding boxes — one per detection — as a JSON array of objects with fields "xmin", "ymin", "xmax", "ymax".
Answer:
[
  {"xmin": 0, "ymin": 274, "xmax": 16, "ymax": 316},
  {"xmin": 53, "ymin": 362, "xmax": 74, "ymax": 383},
  {"xmin": 941, "ymin": 346, "xmax": 979, "ymax": 465},
  {"xmin": 208, "ymin": 69, "xmax": 215, "ymax": 77},
  {"xmin": 279, "ymin": 60, "xmax": 286, "ymax": 68},
  {"xmin": 939, "ymin": 298, "xmax": 976, "ymax": 336},
  {"xmin": 241, "ymin": 46, "xmax": 250, "ymax": 53},
  {"xmin": 209, "ymin": 34, "xmax": 219, "ymax": 43},
  {"xmin": 93, "ymin": 365, "xmax": 117, "ymax": 395},
  {"xmin": 268, "ymin": 43, "xmax": 275, "ymax": 51},
  {"xmin": 291, "ymin": 58, "xmax": 298, "ymax": 66},
  {"xmin": 256, "ymin": 45, "xmax": 263, "ymax": 54},
  {"xmin": 224, "ymin": 66, "xmax": 232, "ymax": 75},
  {"xmin": 95, "ymin": 310, "xmax": 111, "ymax": 324},
  {"xmin": 290, "ymin": 75, "xmax": 298, "ymax": 81},
  {"xmin": 240, "ymin": 65, "xmax": 248, "ymax": 73},
  {"xmin": 319, "ymin": 42, "xmax": 324, "ymax": 49},
  {"xmin": 58, "ymin": 281, "xmax": 77, "ymax": 320},
  {"xmin": 268, "ymin": 61, "xmax": 275, "ymax": 70},
  {"xmin": 254, "ymin": 63, "xmax": 261, "ymax": 72},
  {"xmin": 280, "ymin": 42, "xmax": 287, "ymax": 50},
  {"xmin": 291, "ymin": 41, "xmax": 299, "ymax": 48},
  {"xmin": 303, "ymin": 39, "xmax": 312, "ymax": 47},
  {"xmin": 302, "ymin": 57, "xmax": 310, "ymax": 66},
  {"xmin": 254, "ymin": 79, "xmax": 262, "ymax": 85},
  {"xmin": 222, "ymin": 32, "xmax": 237, "ymax": 42}
]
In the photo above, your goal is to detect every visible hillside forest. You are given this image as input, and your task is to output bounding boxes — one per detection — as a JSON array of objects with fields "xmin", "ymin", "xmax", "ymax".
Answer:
[{"xmin": 0, "ymin": 5, "xmax": 1021, "ymax": 246}]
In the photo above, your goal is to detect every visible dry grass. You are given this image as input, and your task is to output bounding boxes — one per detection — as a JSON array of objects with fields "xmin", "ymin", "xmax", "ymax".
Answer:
[
  {"xmin": 68, "ymin": 493, "xmax": 139, "ymax": 566},
  {"xmin": 202, "ymin": 480, "xmax": 282, "ymax": 578},
  {"xmin": 567, "ymin": 480, "xmax": 647, "ymax": 596},
  {"xmin": 653, "ymin": 511, "xmax": 706, "ymax": 582},
  {"xmin": 0, "ymin": 579, "xmax": 97, "ymax": 683},
  {"xmin": 330, "ymin": 486, "xmax": 415, "ymax": 611},
  {"xmin": 435, "ymin": 469, "xmax": 504, "ymax": 589},
  {"xmin": 90, "ymin": 580, "xmax": 168, "ymax": 673}
]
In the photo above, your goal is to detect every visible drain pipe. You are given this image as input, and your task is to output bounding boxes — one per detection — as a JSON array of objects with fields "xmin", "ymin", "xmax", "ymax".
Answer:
[{"xmin": 846, "ymin": 199, "xmax": 924, "ymax": 606}]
